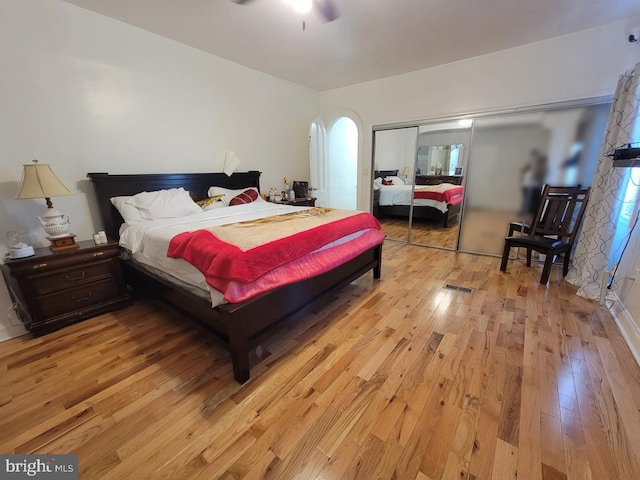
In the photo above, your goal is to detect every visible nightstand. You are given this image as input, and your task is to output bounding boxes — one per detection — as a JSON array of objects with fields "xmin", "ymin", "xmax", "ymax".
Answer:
[
  {"xmin": 2, "ymin": 239, "xmax": 130, "ymax": 336},
  {"xmin": 269, "ymin": 197, "xmax": 316, "ymax": 207},
  {"xmin": 291, "ymin": 197, "xmax": 316, "ymax": 207}
]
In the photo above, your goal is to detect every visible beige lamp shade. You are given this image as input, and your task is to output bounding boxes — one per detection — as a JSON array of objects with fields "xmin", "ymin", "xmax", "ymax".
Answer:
[
  {"xmin": 16, "ymin": 160, "xmax": 71, "ymax": 203},
  {"xmin": 401, "ymin": 166, "xmax": 411, "ymax": 176}
]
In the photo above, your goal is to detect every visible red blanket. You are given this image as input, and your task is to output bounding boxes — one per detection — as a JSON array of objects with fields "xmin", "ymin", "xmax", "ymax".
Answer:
[
  {"xmin": 222, "ymin": 229, "xmax": 384, "ymax": 303},
  {"xmin": 167, "ymin": 210, "xmax": 381, "ymax": 287},
  {"xmin": 414, "ymin": 185, "xmax": 464, "ymax": 205}
]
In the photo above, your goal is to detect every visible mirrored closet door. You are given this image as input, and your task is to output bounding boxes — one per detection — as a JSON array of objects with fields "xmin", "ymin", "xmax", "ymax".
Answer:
[
  {"xmin": 458, "ymin": 103, "xmax": 611, "ymax": 255},
  {"xmin": 372, "ymin": 98, "xmax": 611, "ymax": 255},
  {"xmin": 372, "ymin": 122, "xmax": 470, "ymax": 249},
  {"xmin": 372, "ymin": 127, "xmax": 418, "ymax": 242},
  {"xmin": 411, "ymin": 123, "xmax": 471, "ymax": 248}
]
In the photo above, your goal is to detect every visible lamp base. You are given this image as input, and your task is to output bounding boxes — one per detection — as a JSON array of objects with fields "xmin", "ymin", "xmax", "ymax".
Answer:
[{"xmin": 47, "ymin": 234, "xmax": 79, "ymax": 252}]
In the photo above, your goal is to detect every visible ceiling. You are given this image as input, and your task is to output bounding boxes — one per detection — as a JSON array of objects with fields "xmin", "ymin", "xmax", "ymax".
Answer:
[{"xmin": 62, "ymin": 0, "xmax": 640, "ymax": 91}]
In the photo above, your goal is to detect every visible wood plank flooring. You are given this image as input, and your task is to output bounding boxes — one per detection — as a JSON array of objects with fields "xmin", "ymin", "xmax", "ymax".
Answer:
[
  {"xmin": 2, "ymin": 242, "xmax": 640, "ymax": 479},
  {"xmin": 378, "ymin": 217, "xmax": 459, "ymax": 249}
]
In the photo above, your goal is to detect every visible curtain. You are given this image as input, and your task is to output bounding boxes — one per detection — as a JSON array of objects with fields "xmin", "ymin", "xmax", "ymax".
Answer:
[{"xmin": 566, "ymin": 62, "xmax": 640, "ymax": 300}]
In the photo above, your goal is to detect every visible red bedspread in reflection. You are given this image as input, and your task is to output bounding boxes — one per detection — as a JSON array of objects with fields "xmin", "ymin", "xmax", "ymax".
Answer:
[{"xmin": 414, "ymin": 184, "xmax": 464, "ymax": 205}]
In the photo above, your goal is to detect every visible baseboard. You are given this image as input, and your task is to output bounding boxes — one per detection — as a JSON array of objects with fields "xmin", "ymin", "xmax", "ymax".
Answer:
[
  {"xmin": 607, "ymin": 291, "xmax": 640, "ymax": 367},
  {"xmin": 0, "ymin": 322, "xmax": 28, "ymax": 342}
]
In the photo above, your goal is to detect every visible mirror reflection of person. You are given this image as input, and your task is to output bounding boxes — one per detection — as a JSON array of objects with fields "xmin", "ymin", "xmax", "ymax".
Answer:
[
  {"xmin": 561, "ymin": 141, "xmax": 583, "ymax": 186},
  {"xmin": 521, "ymin": 149, "xmax": 548, "ymax": 217}
]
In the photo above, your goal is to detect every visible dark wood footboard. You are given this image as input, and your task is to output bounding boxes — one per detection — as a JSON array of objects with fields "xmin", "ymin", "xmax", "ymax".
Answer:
[{"xmin": 122, "ymin": 242, "xmax": 381, "ymax": 383}]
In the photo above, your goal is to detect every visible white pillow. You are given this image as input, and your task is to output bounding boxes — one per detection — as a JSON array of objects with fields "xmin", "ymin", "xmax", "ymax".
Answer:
[
  {"xmin": 202, "ymin": 201, "xmax": 226, "ymax": 211},
  {"xmin": 207, "ymin": 186, "xmax": 261, "ymax": 206},
  {"xmin": 373, "ymin": 177, "xmax": 383, "ymax": 185},
  {"xmin": 126, "ymin": 188, "xmax": 201, "ymax": 220},
  {"xmin": 387, "ymin": 176, "xmax": 405, "ymax": 185},
  {"xmin": 110, "ymin": 196, "xmax": 144, "ymax": 224}
]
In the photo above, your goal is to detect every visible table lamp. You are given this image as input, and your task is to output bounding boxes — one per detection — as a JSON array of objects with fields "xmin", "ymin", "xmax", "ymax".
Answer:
[
  {"xmin": 401, "ymin": 166, "xmax": 412, "ymax": 183},
  {"xmin": 16, "ymin": 159, "xmax": 78, "ymax": 251}
]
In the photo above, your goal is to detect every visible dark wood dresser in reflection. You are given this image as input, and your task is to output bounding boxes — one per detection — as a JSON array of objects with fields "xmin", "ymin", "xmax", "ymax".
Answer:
[{"xmin": 415, "ymin": 175, "xmax": 463, "ymax": 185}]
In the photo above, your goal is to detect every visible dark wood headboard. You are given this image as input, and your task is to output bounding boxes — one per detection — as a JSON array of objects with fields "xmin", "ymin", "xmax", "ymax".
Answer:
[
  {"xmin": 374, "ymin": 170, "xmax": 399, "ymax": 179},
  {"xmin": 87, "ymin": 171, "xmax": 262, "ymax": 240}
]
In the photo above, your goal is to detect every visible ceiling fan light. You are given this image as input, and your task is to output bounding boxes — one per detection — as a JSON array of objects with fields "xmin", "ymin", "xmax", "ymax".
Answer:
[{"xmin": 292, "ymin": 0, "xmax": 312, "ymax": 14}]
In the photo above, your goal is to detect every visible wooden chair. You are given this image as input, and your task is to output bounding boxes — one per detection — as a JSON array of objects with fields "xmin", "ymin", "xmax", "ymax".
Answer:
[{"xmin": 500, "ymin": 185, "xmax": 591, "ymax": 284}]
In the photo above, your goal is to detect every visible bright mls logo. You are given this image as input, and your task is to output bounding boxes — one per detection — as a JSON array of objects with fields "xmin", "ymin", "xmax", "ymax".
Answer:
[{"xmin": 0, "ymin": 455, "xmax": 77, "ymax": 479}]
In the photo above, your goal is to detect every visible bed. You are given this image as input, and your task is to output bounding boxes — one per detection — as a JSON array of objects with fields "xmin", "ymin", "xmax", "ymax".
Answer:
[
  {"xmin": 88, "ymin": 171, "xmax": 383, "ymax": 383},
  {"xmin": 373, "ymin": 170, "xmax": 464, "ymax": 227}
]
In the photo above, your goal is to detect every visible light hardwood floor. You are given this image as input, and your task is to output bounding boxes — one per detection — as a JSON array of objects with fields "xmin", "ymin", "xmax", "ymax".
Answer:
[
  {"xmin": 2, "ymin": 242, "xmax": 640, "ymax": 479},
  {"xmin": 379, "ymin": 218, "xmax": 459, "ymax": 249}
]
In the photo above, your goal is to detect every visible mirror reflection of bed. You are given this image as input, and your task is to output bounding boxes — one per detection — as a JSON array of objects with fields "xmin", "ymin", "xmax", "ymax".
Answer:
[{"xmin": 372, "ymin": 168, "xmax": 464, "ymax": 250}]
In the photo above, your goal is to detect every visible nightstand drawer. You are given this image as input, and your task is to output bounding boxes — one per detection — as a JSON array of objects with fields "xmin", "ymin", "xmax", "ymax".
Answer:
[
  {"xmin": 38, "ymin": 278, "xmax": 120, "ymax": 318},
  {"xmin": 31, "ymin": 260, "xmax": 116, "ymax": 294}
]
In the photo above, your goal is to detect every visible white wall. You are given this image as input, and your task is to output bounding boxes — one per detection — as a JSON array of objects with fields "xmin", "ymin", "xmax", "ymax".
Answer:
[
  {"xmin": 0, "ymin": 0, "xmax": 318, "ymax": 249},
  {"xmin": 0, "ymin": 0, "xmax": 318, "ymax": 339}
]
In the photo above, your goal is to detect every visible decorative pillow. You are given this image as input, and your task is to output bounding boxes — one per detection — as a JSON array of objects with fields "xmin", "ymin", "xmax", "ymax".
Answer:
[
  {"xmin": 196, "ymin": 194, "xmax": 225, "ymax": 210},
  {"xmin": 110, "ymin": 196, "xmax": 144, "ymax": 224},
  {"xmin": 207, "ymin": 186, "xmax": 260, "ymax": 206},
  {"xmin": 126, "ymin": 187, "xmax": 201, "ymax": 220},
  {"xmin": 229, "ymin": 189, "xmax": 259, "ymax": 206},
  {"xmin": 382, "ymin": 178, "xmax": 393, "ymax": 185}
]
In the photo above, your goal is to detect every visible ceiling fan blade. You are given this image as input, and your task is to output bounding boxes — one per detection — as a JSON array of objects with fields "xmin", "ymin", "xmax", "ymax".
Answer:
[
  {"xmin": 314, "ymin": 0, "xmax": 338, "ymax": 22},
  {"xmin": 233, "ymin": 0, "xmax": 255, "ymax": 5}
]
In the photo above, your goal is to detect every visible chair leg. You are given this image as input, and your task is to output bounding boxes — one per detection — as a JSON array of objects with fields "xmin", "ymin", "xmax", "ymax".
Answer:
[
  {"xmin": 562, "ymin": 253, "xmax": 570, "ymax": 276},
  {"xmin": 526, "ymin": 249, "xmax": 532, "ymax": 266},
  {"xmin": 540, "ymin": 254, "xmax": 554, "ymax": 284},
  {"xmin": 500, "ymin": 242, "xmax": 511, "ymax": 272}
]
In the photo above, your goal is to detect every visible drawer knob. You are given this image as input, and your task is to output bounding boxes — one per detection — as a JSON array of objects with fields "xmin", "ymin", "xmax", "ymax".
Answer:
[
  {"xmin": 72, "ymin": 292, "xmax": 92, "ymax": 303},
  {"xmin": 93, "ymin": 252, "xmax": 104, "ymax": 257},
  {"xmin": 32, "ymin": 263, "xmax": 48, "ymax": 269},
  {"xmin": 65, "ymin": 272, "xmax": 86, "ymax": 282}
]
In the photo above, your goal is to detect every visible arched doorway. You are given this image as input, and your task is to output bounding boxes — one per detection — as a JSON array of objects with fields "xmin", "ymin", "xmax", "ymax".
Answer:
[
  {"xmin": 309, "ymin": 117, "xmax": 328, "ymax": 206},
  {"xmin": 328, "ymin": 116, "xmax": 358, "ymax": 210}
]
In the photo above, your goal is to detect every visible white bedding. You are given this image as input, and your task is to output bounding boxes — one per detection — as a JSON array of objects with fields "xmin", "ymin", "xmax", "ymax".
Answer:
[
  {"xmin": 119, "ymin": 199, "xmax": 308, "ymax": 307},
  {"xmin": 377, "ymin": 184, "xmax": 448, "ymax": 213}
]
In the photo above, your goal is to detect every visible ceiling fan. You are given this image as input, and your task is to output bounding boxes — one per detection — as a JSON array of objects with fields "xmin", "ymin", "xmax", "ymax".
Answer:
[{"xmin": 233, "ymin": 0, "xmax": 339, "ymax": 23}]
